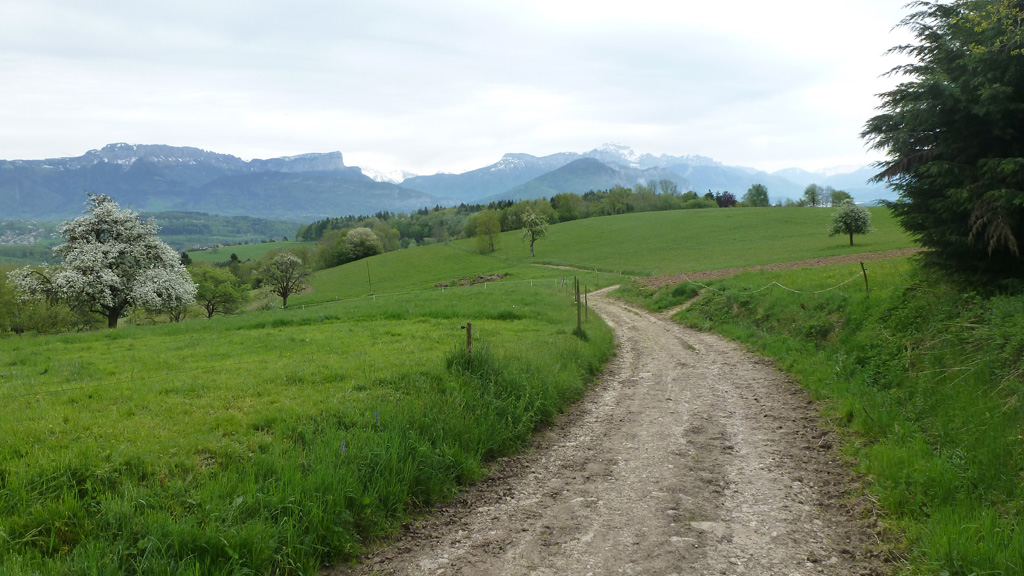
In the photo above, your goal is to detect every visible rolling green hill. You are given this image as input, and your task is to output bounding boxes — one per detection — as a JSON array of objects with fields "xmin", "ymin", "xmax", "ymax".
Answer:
[
  {"xmin": 1, "ymin": 206, "xmax": 935, "ymax": 575},
  {"xmin": 491, "ymin": 206, "xmax": 910, "ymax": 276},
  {"xmin": 294, "ymin": 207, "xmax": 911, "ymax": 308},
  {"xmin": 148, "ymin": 211, "xmax": 302, "ymax": 251}
]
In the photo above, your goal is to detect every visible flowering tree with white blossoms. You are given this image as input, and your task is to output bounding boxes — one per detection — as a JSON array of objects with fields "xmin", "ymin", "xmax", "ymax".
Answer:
[
  {"xmin": 260, "ymin": 252, "xmax": 309, "ymax": 308},
  {"xmin": 7, "ymin": 194, "xmax": 196, "ymax": 328},
  {"xmin": 827, "ymin": 200, "xmax": 874, "ymax": 247}
]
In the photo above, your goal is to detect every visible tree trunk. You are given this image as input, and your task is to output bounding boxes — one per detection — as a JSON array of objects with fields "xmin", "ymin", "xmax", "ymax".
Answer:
[
  {"xmin": 849, "ymin": 232, "xmax": 854, "ymax": 246},
  {"xmin": 107, "ymin": 310, "xmax": 119, "ymax": 329},
  {"xmin": 530, "ymin": 240, "xmax": 535, "ymax": 257}
]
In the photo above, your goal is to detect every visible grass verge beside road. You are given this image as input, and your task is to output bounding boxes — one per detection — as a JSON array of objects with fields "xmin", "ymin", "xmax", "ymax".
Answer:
[{"xmin": 638, "ymin": 257, "xmax": 1023, "ymax": 575}]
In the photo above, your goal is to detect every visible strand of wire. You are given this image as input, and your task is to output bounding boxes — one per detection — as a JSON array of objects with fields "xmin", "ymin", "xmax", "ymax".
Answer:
[
  {"xmin": 678, "ymin": 271, "xmax": 864, "ymax": 295},
  {"xmin": 0, "ymin": 278, "xmax": 574, "ymax": 401},
  {"xmin": 2, "ymin": 267, "xmax": 858, "ymax": 400}
]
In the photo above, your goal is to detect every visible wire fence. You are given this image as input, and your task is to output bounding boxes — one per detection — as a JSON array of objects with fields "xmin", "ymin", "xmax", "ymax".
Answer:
[
  {"xmin": 0, "ymin": 264, "xmax": 865, "ymax": 402},
  {"xmin": 0, "ymin": 277, "xmax": 589, "ymax": 402},
  {"xmin": 263, "ymin": 274, "xmax": 604, "ymax": 313},
  {"xmin": 674, "ymin": 269, "xmax": 867, "ymax": 296}
]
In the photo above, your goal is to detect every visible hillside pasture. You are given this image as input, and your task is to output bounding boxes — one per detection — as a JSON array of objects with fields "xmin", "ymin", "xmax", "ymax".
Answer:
[
  {"xmin": 0, "ymin": 280, "xmax": 613, "ymax": 575},
  {"xmin": 528, "ymin": 207, "xmax": 911, "ymax": 276},
  {"xmin": 291, "ymin": 206, "xmax": 911, "ymax": 308}
]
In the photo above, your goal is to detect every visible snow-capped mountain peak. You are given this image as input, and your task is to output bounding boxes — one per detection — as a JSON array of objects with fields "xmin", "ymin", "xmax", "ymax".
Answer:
[
  {"xmin": 598, "ymin": 143, "xmax": 640, "ymax": 162},
  {"xmin": 360, "ymin": 167, "xmax": 417, "ymax": 184},
  {"xmin": 584, "ymin": 143, "xmax": 642, "ymax": 167}
]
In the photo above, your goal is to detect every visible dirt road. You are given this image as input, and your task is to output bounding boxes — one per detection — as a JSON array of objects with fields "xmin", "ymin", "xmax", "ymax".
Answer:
[{"xmin": 330, "ymin": 288, "xmax": 886, "ymax": 576}]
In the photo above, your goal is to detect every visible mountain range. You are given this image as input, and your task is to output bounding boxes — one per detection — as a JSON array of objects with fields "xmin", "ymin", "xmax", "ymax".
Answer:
[{"xmin": 0, "ymin": 143, "xmax": 894, "ymax": 222}]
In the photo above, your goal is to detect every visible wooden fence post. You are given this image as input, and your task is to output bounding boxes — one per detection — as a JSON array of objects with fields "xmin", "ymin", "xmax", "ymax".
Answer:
[
  {"xmin": 575, "ymin": 276, "xmax": 582, "ymax": 335},
  {"xmin": 860, "ymin": 262, "xmax": 869, "ymax": 299},
  {"xmin": 464, "ymin": 322, "xmax": 472, "ymax": 360}
]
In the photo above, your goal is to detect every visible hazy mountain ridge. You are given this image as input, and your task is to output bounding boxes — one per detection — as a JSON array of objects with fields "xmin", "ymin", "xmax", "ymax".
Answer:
[
  {"xmin": 1, "ymin": 142, "xmax": 895, "ymax": 223},
  {"xmin": 399, "ymin": 151, "xmax": 584, "ymax": 202},
  {"xmin": 0, "ymin": 143, "xmax": 439, "ymax": 221},
  {"xmin": 439, "ymin": 143, "xmax": 891, "ymax": 205},
  {"xmin": 490, "ymin": 158, "xmax": 690, "ymax": 202}
]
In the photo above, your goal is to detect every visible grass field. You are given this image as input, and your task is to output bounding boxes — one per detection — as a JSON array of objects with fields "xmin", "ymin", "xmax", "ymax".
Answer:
[
  {"xmin": 0, "ymin": 281, "xmax": 614, "ymax": 574},
  {"xmin": 1, "ymin": 206, "xmax": 922, "ymax": 575},
  {"xmin": 292, "ymin": 206, "xmax": 911, "ymax": 307},
  {"xmin": 528, "ymin": 207, "xmax": 912, "ymax": 276},
  {"xmin": 632, "ymin": 259, "xmax": 1024, "ymax": 575},
  {"xmin": 187, "ymin": 241, "xmax": 315, "ymax": 263}
]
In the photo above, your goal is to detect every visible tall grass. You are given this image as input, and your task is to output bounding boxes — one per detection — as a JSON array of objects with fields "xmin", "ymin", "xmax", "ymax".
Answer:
[
  {"xmin": 657, "ymin": 258, "xmax": 1024, "ymax": 575},
  {"xmin": 0, "ymin": 283, "xmax": 613, "ymax": 574}
]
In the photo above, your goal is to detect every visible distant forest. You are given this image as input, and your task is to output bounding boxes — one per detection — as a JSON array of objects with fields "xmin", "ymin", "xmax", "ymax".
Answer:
[{"xmin": 296, "ymin": 181, "xmax": 846, "ymax": 244}]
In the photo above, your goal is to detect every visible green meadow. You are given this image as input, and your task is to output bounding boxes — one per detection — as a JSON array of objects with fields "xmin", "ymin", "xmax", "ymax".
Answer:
[
  {"xmin": 296, "ymin": 207, "xmax": 912, "ymax": 307},
  {"xmin": 528, "ymin": 206, "xmax": 912, "ymax": 275},
  {"xmin": 2, "ymin": 206, "xmax": 943, "ymax": 575},
  {"xmin": 0, "ymin": 280, "xmax": 615, "ymax": 575}
]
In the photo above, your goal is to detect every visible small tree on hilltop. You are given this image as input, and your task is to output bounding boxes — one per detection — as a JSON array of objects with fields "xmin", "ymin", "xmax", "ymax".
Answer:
[
  {"xmin": 830, "ymin": 189, "xmax": 853, "ymax": 205},
  {"xmin": 803, "ymin": 184, "xmax": 823, "ymax": 207},
  {"xmin": 192, "ymin": 264, "xmax": 248, "ymax": 318},
  {"xmin": 521, "ymin": 209, "xmax": 548, "ymax": 257},
  {"xmin": 714, "ymin": 191, "xmax": 737, "ymax": 207},
  {"xmin": 828, "ymin": 200, "xmax": 873, "ymax": 246},
  {"xmin": 742, "ymin": 184, "xmax": 770, "ymax": 207},
  {"xmin": 7, "ymin": 194, "xmax": 195, "ymax": 328},
  {"xmin": 344, "ymin": 227, "xmax": 383, "ymax": 262},
  {"xmin": 260, "ymin": 252, "xmax": 308, "ymax": 308},
  {"xmin": 473, "ymin": 209, "xmax": 502, "ymax": 254}
]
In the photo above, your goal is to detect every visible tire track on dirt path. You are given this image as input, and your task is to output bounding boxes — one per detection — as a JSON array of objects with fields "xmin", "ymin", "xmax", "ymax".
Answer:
[{"xmin": 327, "ymin": 288, "xmax": 887, "ymax": 576}]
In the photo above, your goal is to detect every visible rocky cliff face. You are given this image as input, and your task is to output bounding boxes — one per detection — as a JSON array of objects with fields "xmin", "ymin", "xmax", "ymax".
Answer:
[
  {"xmin": 0, "ymin": 144, "xmax": 424, "ymax": 221},
  {"xmin": 248, "ymin": 152, "xmax": 354, "ymax": 174}
]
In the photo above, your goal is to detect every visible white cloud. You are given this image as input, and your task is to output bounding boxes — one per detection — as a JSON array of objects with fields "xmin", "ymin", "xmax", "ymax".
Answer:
[{"xmin": 0, "ymin": 0, "xmax": 914, "ymax": 174}]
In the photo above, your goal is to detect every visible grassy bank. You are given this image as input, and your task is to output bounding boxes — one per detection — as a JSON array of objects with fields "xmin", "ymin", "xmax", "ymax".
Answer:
[
  {"xmin": 0, "ymin": 282, "xmax": 613, "ymax": 575},
  {"xmin": 632, "ymin": 258, "xmax": 1023, "ymax": 575}
]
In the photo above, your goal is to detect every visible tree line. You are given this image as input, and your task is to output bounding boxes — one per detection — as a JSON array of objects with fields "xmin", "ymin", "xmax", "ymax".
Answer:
[{"xmin": 292, "ymin": 181, "xmax": 852, "ymax": 264}]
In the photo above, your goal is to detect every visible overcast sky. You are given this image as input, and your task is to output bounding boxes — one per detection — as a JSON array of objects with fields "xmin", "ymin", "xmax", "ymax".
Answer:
[{"xmin": 0, "ymin": 0, "xmax": 913, "ymax": 175}]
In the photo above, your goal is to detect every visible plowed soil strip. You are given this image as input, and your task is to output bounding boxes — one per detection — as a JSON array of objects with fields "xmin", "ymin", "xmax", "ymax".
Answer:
[{"xmin": 328, "ymin": 288, "xmax": 885, "ymax": 576}]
